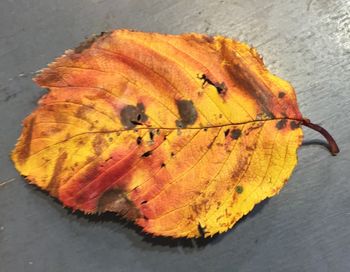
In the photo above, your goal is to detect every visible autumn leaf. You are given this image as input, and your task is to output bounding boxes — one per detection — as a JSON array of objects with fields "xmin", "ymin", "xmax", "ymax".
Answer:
[{"xmin": 11, "ymin": 30, "xmax": 339, "ymax": 238}]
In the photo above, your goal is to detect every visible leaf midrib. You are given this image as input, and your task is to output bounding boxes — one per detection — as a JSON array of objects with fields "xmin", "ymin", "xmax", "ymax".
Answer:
[{"xmin": 26, "ymin": 117, "xmax": 300, "ymax": 160}]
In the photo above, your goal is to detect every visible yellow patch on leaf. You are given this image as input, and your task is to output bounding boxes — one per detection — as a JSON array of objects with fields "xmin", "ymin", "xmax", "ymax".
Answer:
[{"xmin": 12, "ymin": 30, "xmax": 338, "ymax": 238}]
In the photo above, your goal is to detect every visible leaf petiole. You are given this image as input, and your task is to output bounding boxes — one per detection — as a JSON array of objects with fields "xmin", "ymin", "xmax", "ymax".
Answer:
[{"xmin": 301, "ymin": 118, "xmax": 340, "ymax": 155}]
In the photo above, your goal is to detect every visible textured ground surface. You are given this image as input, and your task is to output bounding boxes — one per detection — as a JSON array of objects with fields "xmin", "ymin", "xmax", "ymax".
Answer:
[{"xmin": 0, "ymin": 0, "xmax": 349, "ymax": 271}]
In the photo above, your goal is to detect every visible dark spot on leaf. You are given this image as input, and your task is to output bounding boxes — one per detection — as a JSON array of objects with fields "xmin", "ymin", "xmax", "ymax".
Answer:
[
  {"xmin": 224, "ymin": 64, "xmax": 275, "ymax": 118},
  {"xmin": 214, "ymin": 82, "xmax": 227, "ymax": 95},
  {"xmin": 224, "ymin": 129, "xmax": 230, "ymax": 137},
  {"xmin": 197, "ymin": 223, "xmax": 206, "ymax": 237},
  {"xmin": 161, "ymin": 162, "xmax": 166, "ymax": 168},
  {"xmin": 276, "ymin": 119, "xmax": 287, "ymax": 130},
  {"xmin": 75, "ymin": 106, "xmax": 90, "ymax": 120},
  {"xmin": 77, "ymin": 139, "xmax": 85, "ymax": 146},
  {"xmin": 235, "ymin": 185, "xmax": 243, "ymax": 194},
  {"xmin": 141, "ymin": 150, "xmax": 152, "ymax": 157},
  {"xmin": 175, "ymin": 120, "xmax": 183, "ymax": 128},
  {"xmin": 97, "ymin": 188, "xmax": 141, "ymax": 220},
  {"xmin": 198, "ymin": 74, "xmax": 227, "ymax": 95},
  {"xmin": 244, "ymin": 122, "xmax": 263, "ymax": 135},
  {"xmin": 120, "ymin": 103, "xmax": 148, "ymax": 129},
  {"xmin": 170, "ymin": 152, "xmax": 175, "ymax": 157},
  {"xmin": 203, "ymin": 35, "xmax": 214, "ymax": 43},
  {"xmin": 140, "ymin": 200, "xmax": 148, "ymax": 205},
  {"xmin": 17, "ymin": 117, "xmax": 35, "ymax": 164},
  {"xmin": 46, "ymin": 152, "xmax": 68, "ymax": 196},
  {"xmin": 74, "ymin": 31, "xmax": 111, "ymax": 54},
  {"xmin": 149, "ymin": 130, "xmax": 154, "ymax": 141},
  {"xmin": 41, "ymin": 72, "xmax": 62, "ymax": 84},
  {"xmin": 175, "ymin": 99, "xmax": 198, "ymax": 128},
  {"xmin": 230, "ymin": 129, "xmax": 241, "ymax": 140},
  {"xmin": 246, "ymin": 146, "xmax": 254, "ymax": 151},
  {"xmin": 92, "ymin": 135, "xmax": 107, "ymax": 156},
  {"xmin": 290, "ymin": 121, "xmax": 300, "ymax": 130},
  {"xmin": 136, "ymin": 136, "xmax": 142, "ymax": 145},
  {"xmin": 278, "ymin": 91, "xmax": 286, "ymax": 98}
]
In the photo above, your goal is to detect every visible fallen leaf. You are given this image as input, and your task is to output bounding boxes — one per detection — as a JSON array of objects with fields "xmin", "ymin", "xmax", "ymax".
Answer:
[{"xmin": 11, "ymin": 30, "xmax": 339, "ymax": 238}]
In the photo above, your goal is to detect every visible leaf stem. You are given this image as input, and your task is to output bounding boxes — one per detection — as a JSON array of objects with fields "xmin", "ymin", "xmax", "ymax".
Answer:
[{"xmin": 301, "ymin": 118, "xmax": 340, "ymax": 155}]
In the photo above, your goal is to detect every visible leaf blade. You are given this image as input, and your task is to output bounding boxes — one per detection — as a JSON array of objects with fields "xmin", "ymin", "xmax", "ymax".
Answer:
[{"xmin": 12, "ymin": 30, "xmax": 304, "ymax": 238}]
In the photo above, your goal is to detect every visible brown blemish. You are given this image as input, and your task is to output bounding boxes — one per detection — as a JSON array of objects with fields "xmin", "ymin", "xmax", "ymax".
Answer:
[
  {"xmin": 17, "ymin": 117, "xmax": 35, "ymax": 164},
  {"xmin": 77, "ymin": 139, "xmax": 85, "ymax": 146},
  {"xmin": 224, "ymin": 129, "xmax": 230, "ymax": 137},
  {"xmin": 290, "ymin": 121, "xmax": 300, "ymax": 130},
  {"xmin": 92, "ymin": 135, "xmax": 107, "ymax": 156},
  {"xmin": 74, "ymin": 31, "xmax": 111, "ymax": 54},
  {"xmin": 75, "ymin": 106, "xmax": 90, "ymax": 120},
  {"xmin": 191, "ymin": 204, "xmax": 201, "ymax": 215},
  {"xmin": 136, "ymin": 136, "xmax": 142, "ymax": 145},
  {"xmin": 244, "ymin": 122, "xmax": 263, "ymax": 135},
  {"xmin": 39, "ymin": 72, "xmax": 62, "ymax": 84},
  {"xmin": 230, "ymin": 129, "xmax": 241, "ymax": 140},
  {"xmin": 120, "ymin": 103, "xmax": 148, "ymax": 129},
  {"xmin": 149, "ymin": 130, "xmax": 154, "ymax": 141},
  {"xmin": 175, "ymin": 99, "xmax": 198, "ymax": 128},
  {"xmin": 160, "ymin": 162, "xmax": 166, "ymax": 168},
  {"xmin": 231, "ymin": 154, "xmax": 249, "ymax": 179},
  {"xmin": 170, "ymin": 152, "xmax": 175, "ymax": 157},
  {"xmin": 278, "ymin": 91, "xmax": 286, "ymax": 98},
  {"xmin": 223, "ymin": 60, "xmax": 275, "ymax": 118},
  {"xmin": 97, "ymin": 188, "xmax": 141, "ymax": 220},
  {"xmin": 198, "ymin": 74, "xmax": 227, "ymax": 95},
  {"xmin": 141, "ymin": 150, "xmax": 152, "ymax": 157},
  {"xmin": 276, "ymin": 119, "xmax": 287, "ymax": 130},
  {"xmin": 46, "ymin": 152, "xmax": 68, "ymax": 196},
  {"xmin": 235, "ymin": 185, "xmax": 243, "ymax": 194},
  {"xmin": 246, "ymin": 146, "xmax": 254, "ymax": 151},
  {"xmin": 203, "ymin": 35, "xmax": 214, "ymax": 43},
  {"xmin": 215, "ymin": 82, "xmax": 227, "ymax": 95},
  {"xmin": 197, "ymin": 223, "xmax": 206, "ymax": 237}
]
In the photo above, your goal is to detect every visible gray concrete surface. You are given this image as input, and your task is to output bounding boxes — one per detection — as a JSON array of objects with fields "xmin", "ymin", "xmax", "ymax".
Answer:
[{"xmin": 0, "ymin": 0, "xmax": 349, "ymax": 271}]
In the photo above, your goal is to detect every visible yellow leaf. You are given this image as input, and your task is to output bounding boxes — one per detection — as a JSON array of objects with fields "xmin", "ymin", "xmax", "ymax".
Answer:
[{"xmin": 12, "ymin": 30, "xmax": 339, "ymax": 238}]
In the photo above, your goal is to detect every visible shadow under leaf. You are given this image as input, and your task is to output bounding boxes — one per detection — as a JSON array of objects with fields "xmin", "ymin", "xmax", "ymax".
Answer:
[{"xmin": 25, "ymin": 179, "xmax": 271, "ymax": 249}]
